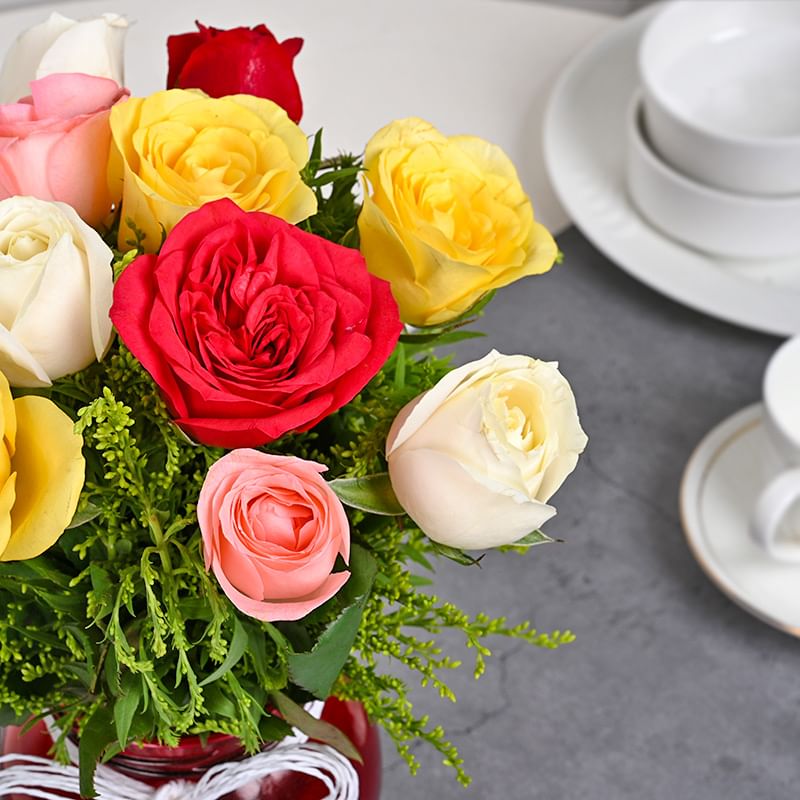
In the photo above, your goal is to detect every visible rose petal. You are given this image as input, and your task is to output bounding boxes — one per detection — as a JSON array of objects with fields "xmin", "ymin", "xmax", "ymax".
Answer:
[
  {"xmin": 30, "ymin": 73, "xmax": 123, "ymax": 120},
  {"xmin": 177, "ymin": 33, "xmax": 303, "ymax": 122},
  {"xmin": 35, "ymin": 15, "xmax": 128, "ymax": 88},
  {"xmin": 1, "ymin": 395, "xmax": 84, "ymax": 561},
  {"xmin": 0, "ymin": 324, "xmax": 51, "ymax": 388},
  {"xmin": 389, "ymin": 447, "xmax": 556, "ymax": 550},
  {"xmin": 0, "ymin": 12, "xmax": 75, "ymax": 103},
  {"xmin": 198, "ymin": 450, "xmax": 349, "ymax": 621}
]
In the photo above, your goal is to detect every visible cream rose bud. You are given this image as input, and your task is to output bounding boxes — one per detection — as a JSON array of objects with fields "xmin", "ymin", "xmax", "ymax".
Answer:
[
  {"xmin": 386, "ymin": 350, "xmax": 588, "ymax": 550},
  {"xmin": 0, "ymin": 12, "xmax": 128, "ymax": 103},
  {"xmin": 0, "ymin": 196, "xmax": 114, "ymax": 387}
]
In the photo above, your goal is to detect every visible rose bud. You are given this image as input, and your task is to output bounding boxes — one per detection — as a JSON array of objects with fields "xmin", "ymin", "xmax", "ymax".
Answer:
[
  {"xmin": 198, "ymin": 450, "xmax": 350, "ymax": 621},
  {"xmin": 167, "ymin": 22, "xmax": 304, "ymax": 123},
  {"xmin": 0, "ymin": 75, "xmax": 127, "ymax": 226},
  {"xmin": 108, "ymin": 88, "xmax": 315, "ymax": 251},
  {"xmin": 386, "ymin": 350, "xmax": 587, "ymax": 550},
  {"xmin": 0, "ymin": 371, "xmax": 85, "ymax": 562},
  {"xmin": 358, "ymin": 118, "xmax": 558, "ymax": 327},
  {"xmin": 110, "ymin": 199, "xmax": 401, "ymax": 448},
  {"xmin": 0, "ymin": 196, "xmax": 114, "ymax": 387},
  {"xmin": 0, "ymin": 12, "xmax": 128, "ymax": 104}
]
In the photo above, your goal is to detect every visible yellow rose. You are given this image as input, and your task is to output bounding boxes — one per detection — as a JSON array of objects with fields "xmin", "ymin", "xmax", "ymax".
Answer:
[
  {"xmin": 109, "ymin": 89, "xmax": 317, "ymax": 252},
  {"xmin": 358, "ymin": 118, "xmax": 557, "ymax": 327},
  {"xmin": 0, "ymin": 372, "xmax": 85, "ymax": 561}
]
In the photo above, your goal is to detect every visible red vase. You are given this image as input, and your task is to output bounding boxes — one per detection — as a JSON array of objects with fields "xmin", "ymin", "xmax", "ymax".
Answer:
[{"xmin": 1, "ymin": 698, "xmax": 380, "ymax": 799}]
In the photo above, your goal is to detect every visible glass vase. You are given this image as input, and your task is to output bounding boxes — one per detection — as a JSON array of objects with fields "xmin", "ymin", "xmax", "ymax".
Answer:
[{"xmin": 1, "ymin": 698, "xmax": 381, "ymax": 799}]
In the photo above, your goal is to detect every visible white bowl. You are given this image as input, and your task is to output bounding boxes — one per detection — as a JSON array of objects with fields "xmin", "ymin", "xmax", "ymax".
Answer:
[
  {"xmin": 639, "ymin": 0, "xmax": 800, "ymax": 196},
  {"xmin": 626, "ymin": 95, "xmax": 800, "ymax": 260}
]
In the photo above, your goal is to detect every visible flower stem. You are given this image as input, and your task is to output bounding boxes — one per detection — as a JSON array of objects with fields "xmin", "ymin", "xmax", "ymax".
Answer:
[{"xmin": 147, "ymin": 511, "xmax": 173, "ymax": 576}]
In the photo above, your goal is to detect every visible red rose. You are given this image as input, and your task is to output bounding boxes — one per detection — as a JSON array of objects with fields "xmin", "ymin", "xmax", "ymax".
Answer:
[
  {"xmin": 110, "ymin": 199, "xmax": 402, "ymax": 448},
  {"xmin": 167, "ymin": 22, "xmax": 304, "ymax": 123}
]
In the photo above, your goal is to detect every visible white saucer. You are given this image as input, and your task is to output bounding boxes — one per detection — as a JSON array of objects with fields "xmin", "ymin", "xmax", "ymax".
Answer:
[
  {"xmin": 680, "ymin": 403, "xmax": 800, "ymax": 636},
  {"xmin": 543, "ymin": 7, "xmax": 800, "ymax": 337}
]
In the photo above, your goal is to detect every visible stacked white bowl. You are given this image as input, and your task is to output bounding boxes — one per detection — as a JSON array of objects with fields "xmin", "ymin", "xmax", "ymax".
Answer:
[{"xmin": 627, "ymin": 0, "xmax": 800, "ymax": 259}]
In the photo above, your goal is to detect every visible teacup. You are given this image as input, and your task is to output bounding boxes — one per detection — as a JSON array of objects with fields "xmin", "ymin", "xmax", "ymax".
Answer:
[
  {"xmin": 625, "ymin": 95, "xmax": 800, "ymax": 260},
  {"xmin": 639, "ymin": 0, "xmax": 800, "ymax": 196},
  {"xmin": 751, "ymin": 336, "xmax": 800, "ymax": 562}
]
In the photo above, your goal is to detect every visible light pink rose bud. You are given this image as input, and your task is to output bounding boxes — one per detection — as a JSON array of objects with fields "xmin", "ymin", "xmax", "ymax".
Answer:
[
  {"xmin": 0, "ymin": 73, "xmax": 127, "ymax": 226},
  {"xmin": 198, "ymin": 449, "xmax": 351, "ymax": 621}
]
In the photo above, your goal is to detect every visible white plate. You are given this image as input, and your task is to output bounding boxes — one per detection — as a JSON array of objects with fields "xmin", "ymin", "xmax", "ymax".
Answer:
[
  {"xmin": 680, "ymin": 403, "xmax": 800, "ymax": 637},
  {"xmin": 543, "ymin": 7, "xmax": 800, "ymax": 337}
]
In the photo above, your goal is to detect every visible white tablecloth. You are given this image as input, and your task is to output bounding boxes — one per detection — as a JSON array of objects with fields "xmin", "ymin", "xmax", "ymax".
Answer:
[{"xmin": 0, "ymin": 0, "xmax": 614, "ymax": 234}]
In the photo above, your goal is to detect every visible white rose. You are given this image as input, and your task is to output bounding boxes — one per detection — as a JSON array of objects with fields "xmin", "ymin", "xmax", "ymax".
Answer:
[
  {"xmin": 0, "ymin": 196, "xmax": 114, "ymax": 387},
  {"xmin": 386, "ymin": 350, "xmax": 588, "ymax": 550},
  {"xmin": 0, "ymin": 12, "xmax": 128, "ymax": 103}
]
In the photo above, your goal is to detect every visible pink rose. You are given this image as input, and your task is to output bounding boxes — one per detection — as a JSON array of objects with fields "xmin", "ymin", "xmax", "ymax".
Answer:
[
  {"xmin": 198, "ymin": 450, "xmax": 351, "ymax": 621},
  {"xmin": 0, "ymin": 72, "xmax": 127, "ymax": 226}
]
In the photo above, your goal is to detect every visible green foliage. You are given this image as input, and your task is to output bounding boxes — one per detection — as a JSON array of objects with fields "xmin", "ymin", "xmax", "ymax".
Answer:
[
  {"xmin": 329, "ymin": 474, "xmax": 404, "ymax": 516},
  {"xmin": 287, "ymin": 545, "xmax": 377, "ymax": 698},
  {"xmin": 271, "ymin": 343, "xmax": 574, "ymax": 787},
  {"xmin": 0, "ymin": 146, "xmax": 574, "ymax": 790},
  {"xmin": 300, "ymin": 128, "xmax": 363, "ymax": 247},
  {"xmin": 399, "ymin": 290, "xmax": 497, "ymax": 349},
  {"xmin": 271, "ymin": 691, "xmax": 362, "ymax": 763},
  {"xmin": 500, "ymin": 529, "xmax": 558, "ymax": 554}
]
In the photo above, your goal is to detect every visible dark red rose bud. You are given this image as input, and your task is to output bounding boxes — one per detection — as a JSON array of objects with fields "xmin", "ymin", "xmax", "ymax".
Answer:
[
  {"xmin": 167, "ymin": 22, "xmax": 304, "ymax": 123},
  {"xmin": 110, "ymin": 199, "xmax": 402, "ymax": 448}
]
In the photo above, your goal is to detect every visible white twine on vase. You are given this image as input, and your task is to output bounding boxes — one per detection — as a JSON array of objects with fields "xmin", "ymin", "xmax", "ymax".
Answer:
[{"xmin": 0, "ymin": 701, "xmax": 359, "ymax": 800}]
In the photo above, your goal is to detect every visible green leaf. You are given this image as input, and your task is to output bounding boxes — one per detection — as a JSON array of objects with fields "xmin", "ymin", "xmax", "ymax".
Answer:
[
  {"xmin": 89, "ymin": 565, "xmax": 114, "ymax": 621},
  {"xmin": 429, "ymin": 541, "xmax": 485, "ymax": 567},
  {"xmin": 114, "ymin": 672, "xmax": 141, "ymax": 747},
  {"xmin": 309, "ymin": 129, "xmax": 323, "ymax": 167},
  {"xmin": 203, "ymin": 684, "xmax": 237, "ymax": 719},
  {"xmin": 21, "ymin": 706, "xmax": 68, "ymax": 735},
  {"xmin": 127, "ymin": 699, "xmax": 155, "ymax": 740},
  {"xmin": 243, "ymin": 622, "xmax": 286, "ymax": 691},
  {"xmin": 0, "ymin": 558, "xmax": 70, "ymax": 587},
  {"xmin": 400, "ymin": 543, "xmax": 433, "ymax": 572},
  {"xmin": 103, "ymin": 646, "xmax": 120, "ymax": 693},
  {"xmin": 199, "ymin": 618, "xmax": 248, "ymax": 687},
  {"xmin": 329, "ymin": 474, "xmax": 404, "ymax": 516},
  {"xmin": 275, "ymin": 620, "xmax": 314, "ymax": 653},
  {"xmin": 271, "ymin": 691, "xmax": 362, "ymax": 764},
  {"xmin": 23, "ymin": 558, "xmax": 74, "ymax": 587},
  {"xmin": 245, "ymin": 627, "xmax": 271, "ymax": 688},
  {"xmin": 79, "ymin": 705, "xmax": 115, "ymax": 797},
  {"xmin": 459, "ymin": 288, "xmax": 496, "ymax": 319},
  {"xmin": 10, "ymin": 625, "xmax": 66, "ymax": 650},
  {"xmin": 512, "ymin": 529, "xmax": 557, "ymax": 547},
  {"xmin": 258, "ymin": 713, "xmax": 293, "ymax": 742},
  {"xmin": 338, "ymin": 544, "xmax": 378, "ymax": 605},
  {"xmin": 32, "ymin": 588, "xmax": 85, "ymax": 616},
  {"xmin": 393, "ymin": 342, "xmax": 406, "ymax": 388},
  {"xmin": 500, "ymin": 529, "xmax": 561, "ymax": 553},
  {"xmin": 67, "ymin": 503, "xmax": 102, "ymax": 529},
  {"xmin": 399, "ymin": 329, "xmax": 485, "ymax": 347},
  {"xmin": 402, "ymin": 290, "xmax": 497, "ymax": 340},
  {"xmin": 0, "ymin": 707, "xmax": 25, "ymax": 726},
  {"xmin": 64, "ymin": 664, "xmax": 93, "ymax": 688},
  {"xmin": 287, "ymin": 546, "xmax": 377, "ymax": 698},
  {"xmin": 308, "ymin": 167, "xmax": 361, "ymax": 187}
]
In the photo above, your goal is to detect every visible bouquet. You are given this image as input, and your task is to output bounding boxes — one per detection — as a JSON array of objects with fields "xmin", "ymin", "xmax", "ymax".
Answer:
[{"xmin": 0, "ymin": 13, "xmax": 587, "ymax": 799}]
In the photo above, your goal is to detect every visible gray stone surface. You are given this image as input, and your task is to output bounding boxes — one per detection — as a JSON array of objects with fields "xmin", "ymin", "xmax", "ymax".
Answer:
[{"xmin": 379, "ymin": 227, "xmax": 798, "ymax": 799}]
